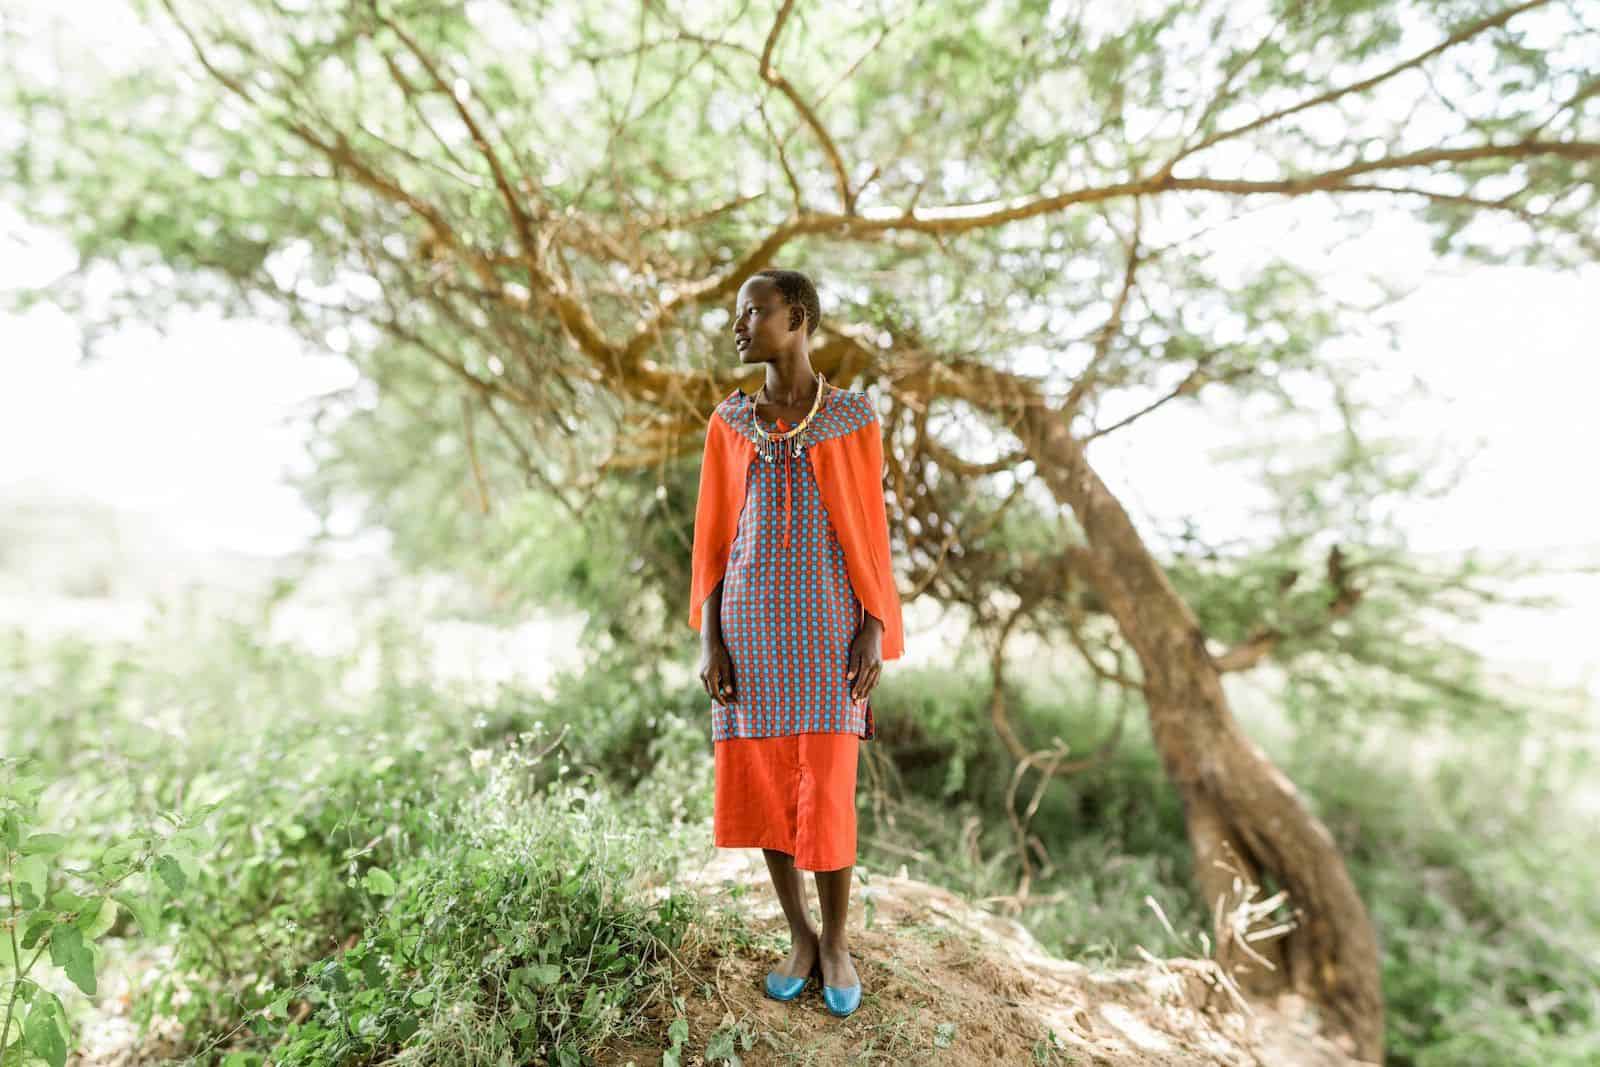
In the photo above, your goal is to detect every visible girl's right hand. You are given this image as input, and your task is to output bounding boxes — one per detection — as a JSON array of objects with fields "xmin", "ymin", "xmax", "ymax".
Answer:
[{"xmin": 698, "ymin": 639, "xmax": 736, "ymax": 704}]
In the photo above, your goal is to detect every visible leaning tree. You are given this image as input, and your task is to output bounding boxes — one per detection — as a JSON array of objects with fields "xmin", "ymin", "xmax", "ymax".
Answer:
[{"xmin": 6, "ymin": 0, "xmax": 1596, "ymax": 1059}]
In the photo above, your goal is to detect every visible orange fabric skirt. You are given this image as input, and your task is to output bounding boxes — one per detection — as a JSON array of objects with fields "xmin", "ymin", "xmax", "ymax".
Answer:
[{"xmin": 713, "ymin": 732, "xmax": 860, "ymax": 872}]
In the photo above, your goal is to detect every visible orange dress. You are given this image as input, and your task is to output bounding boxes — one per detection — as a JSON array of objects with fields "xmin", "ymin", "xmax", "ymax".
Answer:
[{"xmin": 689, "ymin": 387, "xmax": 904, "ymax": 871}]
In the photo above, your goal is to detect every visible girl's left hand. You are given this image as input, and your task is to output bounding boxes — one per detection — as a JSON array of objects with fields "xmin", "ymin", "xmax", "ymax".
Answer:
[{"xmin": 846, "ymin": 619, "xmax": 884, "ymax": 702}]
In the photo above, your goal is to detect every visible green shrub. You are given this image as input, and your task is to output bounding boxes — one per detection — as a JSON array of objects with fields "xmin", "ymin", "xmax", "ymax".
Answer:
[
  {"xmin": 866, "ymin": 660, "xmax": 1600, "ymax": 1065},
  {"xmin": 1294, "ymin": 726, "xmax": 1600, "ymax": 1067},
  {"xmin": 1, "ymin": 755, "xmax": 210, "ymax": 1067},
  {"xmin": 260, "ymin": 745, "xmax": 700, "ymax": 1067}
]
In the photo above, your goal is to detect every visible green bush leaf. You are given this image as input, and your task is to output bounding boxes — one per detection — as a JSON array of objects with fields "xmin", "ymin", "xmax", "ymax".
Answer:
[
  {"xmin": 3, "ymin": 773, "xmax": 45, "ymax": 804},
  {"xmin": 20, "ymin": 834, "xmax": 67, "ymax": 856},
  {"xmin": 21, "ymin": 914, "xmax": 53, "ymax": 951},
  {"xmin": 98, "ymin": 841, "xmax": 139, "ymax": 867},
  {"xmin": 76, "ymin": 898, "xmax": 118, "ymax": 940},
  {"xmin": 47, "ymin": 925, "xmax": 83, "ymax": 969},
  {"xmin": 511, "ymin": 962, "xmax": 563, "ymax": 988},
  {"xmin": 111, "ymin": 891, "xmax": 162, "ymax": 938},
  {"xmin": 14, "ymin": 854, "xmax": 48, "ymax": 899},
  {"xmin": 362, "ymin": 867, "xmax": 396, "ymax": 896},
  {"xmin": 24, "ymin": 993, "xmax": 69, "ymax": 1067},
  {"xmin": 706, "ymin": 1026, "xmax": 737, "ymax": 1061},
  {"xmin": 63, "ymin": 944, "xmax": 97, "ymax": 996},
  {"xmin": 153, "ymin": 854, "xmax": 186, "ymax": 895},
  {"xmin": 46, "ymin": 889, "xmax": 86, "ymax": 914}
]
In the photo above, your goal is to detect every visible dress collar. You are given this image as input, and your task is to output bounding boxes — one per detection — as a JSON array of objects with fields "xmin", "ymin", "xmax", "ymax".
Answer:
[{"xmin": 742, "ymin": 383, "xmax": 834, "ymax": 430}]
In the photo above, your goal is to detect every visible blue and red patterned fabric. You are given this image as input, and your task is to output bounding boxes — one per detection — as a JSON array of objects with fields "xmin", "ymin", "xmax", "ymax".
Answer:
[{"xmin": 689, "ymin": 386, "xmax": 905, "ymax": 743}]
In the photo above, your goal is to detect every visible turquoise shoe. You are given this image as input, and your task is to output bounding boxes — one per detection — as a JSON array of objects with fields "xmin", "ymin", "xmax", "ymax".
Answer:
[
  {"xmin": 765, "ymin": 960, "xmax": 821, "ymax": 1002},
  {"xmin": 822, "ymin": 979, "xmax": 861, "ymax": 1018}
]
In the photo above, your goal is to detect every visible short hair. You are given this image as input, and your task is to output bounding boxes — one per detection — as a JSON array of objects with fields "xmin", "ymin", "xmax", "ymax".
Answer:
[{"xmin": 753, "ymin": 268, "xmax": 821, "ymax": 336}]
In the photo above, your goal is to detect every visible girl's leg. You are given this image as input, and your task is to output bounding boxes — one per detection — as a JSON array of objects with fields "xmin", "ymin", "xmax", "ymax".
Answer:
[
  {"xmin": 813, "ymin": 865, "xmax": 860, "ymax": 989},
  {"xmin": 763, "ymin": 848, "xmax": 820, "ymax": 978}
]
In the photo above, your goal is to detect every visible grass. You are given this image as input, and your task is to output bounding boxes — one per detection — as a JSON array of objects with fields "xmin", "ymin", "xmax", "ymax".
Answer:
[{"xmin": 4, "ymin": 610, "xmax": 1596, "ymax": 1066}]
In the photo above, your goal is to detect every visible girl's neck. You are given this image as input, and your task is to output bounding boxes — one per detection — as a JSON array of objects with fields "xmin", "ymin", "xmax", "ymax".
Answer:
[{"xmin": 761, "ymin": 361, "xmax": 819, "ymax": 407}]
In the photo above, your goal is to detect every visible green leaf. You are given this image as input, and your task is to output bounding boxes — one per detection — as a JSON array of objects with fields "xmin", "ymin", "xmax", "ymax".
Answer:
[
  {"xmin": 23, "ymin": 993, "xmax": 68, "ymax": 1067},
  {"xmin": 409, "ymin": 988, "xmax": 433, "ymax": 1006},
  {"xmin": 934, "ymin": 1021, "xmax": 958, "ymax": 1048},
  {"xmin": 19, "ymin": 835, "xmax": 66, "ymax": 857},
  {"xmin": 98, "ymin": 841, "xmax": 139, "ymax": 867},
  {"xmin": 45, "ymin": 890, "xmax": 85, "ymax": 914},
  {"xmin": 20, "ymin": 915, "xmax": 53, "ymax": 951},
  {"xmin": 185, "ymin": 800, "xmax": 225, "ymax": 822},
  {"xmin": 3, "ymin": 774, "xmax": 44, "ymax": 805},
  {"xmin": 63, "ymin": 943, "xmax": 97, "ymax": 996},
  {"xmin": 320, "ymin": 963, "xmax": 350, "ymax": 994},
  {"xmin": 111, "ymin": 891, "xmax": 162, "ymax": 938},
  {"xmin": 13, "ymin": 855, "xmax": 47, "ymax": 901},
  {"xmin": 578, "ymin": 984, "xmax": 602, "ymax": 1023},
  {"xmin": 47, "ymin": 926, "xmax": 82, "ymax": 970},
  {"xmin": 511, "ymin": 962, "xmax": 563, "ymax": 988},
  {"xmin": 153, "ymin": 855, "xmax": 186, "ymax": 895},
  {"xmin": 706, "ymin": 1026, "xmax": 737, "ymax": 1061},
  {"xmin": 168, "ymin": 825, "xmax": 211, "ymax": 857},
  {"xmin": 76, "ymin": 898, "xmax": 118, "ymax": 940},
  {"xmin": 362, "ymin": 867, "xmax": 396, "ymax": 896}
]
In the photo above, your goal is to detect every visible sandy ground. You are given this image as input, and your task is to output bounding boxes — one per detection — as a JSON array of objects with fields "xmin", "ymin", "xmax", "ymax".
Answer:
[{"xmin": 605, "ymin": 848, "xmax": 1366, "ymax": 1067}]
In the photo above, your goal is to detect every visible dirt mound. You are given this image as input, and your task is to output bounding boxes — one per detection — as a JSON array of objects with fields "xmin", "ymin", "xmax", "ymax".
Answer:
[{"xmin": 610, "ymin": 848, "xmax": 1363, "ymax": 1066}]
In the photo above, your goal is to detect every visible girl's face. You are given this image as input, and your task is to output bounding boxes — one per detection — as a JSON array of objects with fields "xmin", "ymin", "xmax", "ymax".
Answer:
[{"xmin": 732, "ymin": 279, "xmax": 796, "ymax": 364}]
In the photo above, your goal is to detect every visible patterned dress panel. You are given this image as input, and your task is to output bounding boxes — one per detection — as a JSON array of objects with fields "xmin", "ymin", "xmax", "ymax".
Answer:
[{"xmin": 710, "ymin": 390, "xmax": 877, "ymax": 741}]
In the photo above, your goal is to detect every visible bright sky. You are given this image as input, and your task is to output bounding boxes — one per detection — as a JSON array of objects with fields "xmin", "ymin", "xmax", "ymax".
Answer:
[{"xmin": 2, "ymin": 0, "xmax": 1597, "ymax": 694}]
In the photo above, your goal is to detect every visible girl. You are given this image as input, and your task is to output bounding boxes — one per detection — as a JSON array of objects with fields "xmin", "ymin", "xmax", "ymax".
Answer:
[{"xmin": 688, "ymin": 268, "xmax": 905, "ymax": 1018}]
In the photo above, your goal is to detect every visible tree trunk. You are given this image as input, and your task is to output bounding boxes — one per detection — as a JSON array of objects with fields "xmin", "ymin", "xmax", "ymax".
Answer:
[{"xmin": 1017, "ymin": 408, "xmax": 1385, "ymax": 1064}]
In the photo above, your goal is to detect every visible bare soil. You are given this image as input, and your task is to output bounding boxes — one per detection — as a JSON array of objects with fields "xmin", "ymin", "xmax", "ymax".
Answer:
[{"xmin": 604, "ymin": 848, "xmax": 1365, "ymax": 1067}]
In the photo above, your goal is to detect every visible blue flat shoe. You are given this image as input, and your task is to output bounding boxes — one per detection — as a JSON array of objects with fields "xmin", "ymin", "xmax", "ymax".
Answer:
[
  {"xmin": 765, "ymin": 960, "xmax": 821, "ymax": 1002},
  {"xmin": 822, "ymin": 980, "xmax": 861, "ymax": 1018}
]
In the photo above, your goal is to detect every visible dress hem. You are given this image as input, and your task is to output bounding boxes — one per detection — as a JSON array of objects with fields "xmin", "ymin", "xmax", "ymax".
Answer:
[{"xmin": 710, "ymin": 841, "xmax": 854, "ymax": 873}]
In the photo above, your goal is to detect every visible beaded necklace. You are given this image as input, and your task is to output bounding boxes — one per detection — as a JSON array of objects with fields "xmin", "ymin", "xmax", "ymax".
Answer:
[{"xmin": 750, "ymin": 373, "xmax": 827, "ymax": 463}]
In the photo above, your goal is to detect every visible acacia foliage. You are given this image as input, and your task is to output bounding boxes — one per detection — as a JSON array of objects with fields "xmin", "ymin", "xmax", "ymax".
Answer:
[{"xmin": 2, "ymin": 0, "xmax": 1594, "ymax": 716}]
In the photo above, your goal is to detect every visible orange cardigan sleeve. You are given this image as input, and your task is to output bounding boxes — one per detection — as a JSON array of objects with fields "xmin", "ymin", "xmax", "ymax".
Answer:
[
  {"xmin": 687, "ymin": 407, "xmax": 751, "ymax": 632},
  {"xmin": 810, "ymin": 400, "xmax": 906, "ymax": 660}
]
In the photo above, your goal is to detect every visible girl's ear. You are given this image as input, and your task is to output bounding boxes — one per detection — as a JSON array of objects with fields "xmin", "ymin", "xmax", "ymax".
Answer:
[{"xmin": 789, "ymin": 305, "xmax": 805, "ymax": 332}]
